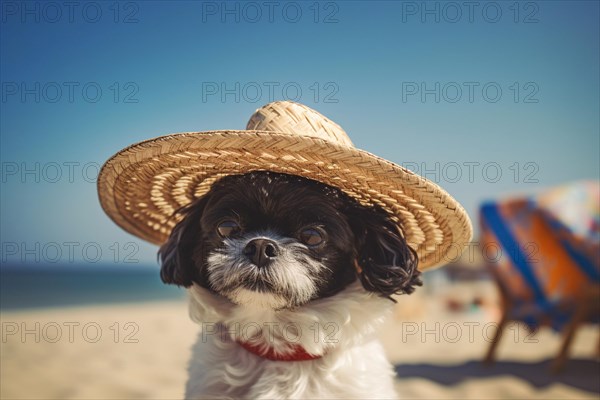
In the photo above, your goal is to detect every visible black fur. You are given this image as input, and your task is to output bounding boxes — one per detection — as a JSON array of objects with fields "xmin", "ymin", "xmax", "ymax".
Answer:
[
  {"xmin": 347, "ymin": 204, "xmax": 422, "ymax": 300},
  {"xmin": 158, "ymin": 196, "xmax": 208, "ymax": 287},
  {"xmin": 158, "ymin": 171, "xmax": 421, "ymax": 302}
]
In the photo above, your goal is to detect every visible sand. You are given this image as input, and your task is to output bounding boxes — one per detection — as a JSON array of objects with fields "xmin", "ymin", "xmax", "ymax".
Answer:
[{"xmin": 1, "ymin": 281, "xmax": 599, "ymax": 399}]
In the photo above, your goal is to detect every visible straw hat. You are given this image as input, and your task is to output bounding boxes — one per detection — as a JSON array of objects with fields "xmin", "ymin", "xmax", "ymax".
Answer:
[{"xmin": 98, "ymin": 101, "xmax": 472, "ymax": 269}]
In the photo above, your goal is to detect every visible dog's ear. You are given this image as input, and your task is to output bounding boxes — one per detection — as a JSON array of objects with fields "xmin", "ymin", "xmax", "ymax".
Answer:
[
  {"xmin": 349, "ymin": 205, "xmax": 422, "ymax": 300},
  {"xmin": 158, "ymin": 197, "xmax": 208, "ymax": 287}
]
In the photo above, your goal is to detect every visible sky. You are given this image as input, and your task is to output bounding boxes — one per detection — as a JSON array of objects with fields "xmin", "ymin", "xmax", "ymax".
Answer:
[{"xmin": 1, "ymin": 0, "xmax": 599, "ymax": 267}]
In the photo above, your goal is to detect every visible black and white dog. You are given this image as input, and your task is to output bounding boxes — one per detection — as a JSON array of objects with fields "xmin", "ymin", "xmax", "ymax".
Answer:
[{"xmin": 159, "ymin": 171, "xmax": 422, "ymax": 399}]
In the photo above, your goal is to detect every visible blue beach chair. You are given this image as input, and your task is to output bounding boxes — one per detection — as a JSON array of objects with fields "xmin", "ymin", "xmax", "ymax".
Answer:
[{"xmin": 479, "ymin": 181, "xmax": 600, "ymax": 371}]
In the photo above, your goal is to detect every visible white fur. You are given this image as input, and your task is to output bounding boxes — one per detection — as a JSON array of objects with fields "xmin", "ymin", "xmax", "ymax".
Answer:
[
  {"xmin": 206, "ymin": 233, "xmax": 325, "ymax": 308},
  {"xmin": 184, "ymin": 281, "xmax": 399, "ymax": 399},
  {"xmin": 228, "ymin": 288, "xmax": 288, "ymax": 309}
]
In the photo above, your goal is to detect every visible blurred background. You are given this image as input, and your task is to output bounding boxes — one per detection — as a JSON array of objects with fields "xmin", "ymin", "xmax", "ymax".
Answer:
[{"xmin": 1, "ymin": 1, "xmax": 598, "ymax": 399}]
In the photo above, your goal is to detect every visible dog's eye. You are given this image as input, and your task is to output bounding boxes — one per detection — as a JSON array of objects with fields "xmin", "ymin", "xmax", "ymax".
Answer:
[
  {"xmin": 217, "ymin": 220, "xmax": 241, "ymax": 238},
  {"xmin": 299, "ymin": 228, "xmax": 324, "ymax": 246}
]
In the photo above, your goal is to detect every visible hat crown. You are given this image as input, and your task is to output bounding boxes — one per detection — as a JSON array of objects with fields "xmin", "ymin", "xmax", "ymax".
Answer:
[{"xmin": 246, "ymin": 101, "xmax": 354, "ymax": 147}]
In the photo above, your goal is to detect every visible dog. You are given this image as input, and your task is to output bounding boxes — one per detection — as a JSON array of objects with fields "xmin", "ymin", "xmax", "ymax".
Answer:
[{"xmin": 158, "ymin": 171, "xmax": 422, "ymax": 399}]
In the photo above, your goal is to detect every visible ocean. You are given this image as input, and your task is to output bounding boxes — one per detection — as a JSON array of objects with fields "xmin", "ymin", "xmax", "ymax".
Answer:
[{"xmin": 0, "ymin": 265, "xmax": 187, "ymax": 310}]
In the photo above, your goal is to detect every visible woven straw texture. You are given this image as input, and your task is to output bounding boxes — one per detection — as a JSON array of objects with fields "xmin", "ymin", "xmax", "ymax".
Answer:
[{"xmin": 98, "ymin": 101, "xmax": 472, "ymax": 270}]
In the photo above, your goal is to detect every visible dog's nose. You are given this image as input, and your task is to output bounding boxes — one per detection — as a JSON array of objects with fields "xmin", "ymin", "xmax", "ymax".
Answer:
[{"xmin": 243, "ymin": 239, "xmax": 279, "ymax": 268}]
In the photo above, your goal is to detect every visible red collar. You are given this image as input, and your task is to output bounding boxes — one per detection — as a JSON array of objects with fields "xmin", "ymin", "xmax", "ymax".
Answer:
[{"xmin": 237, "ymin": 341, "xmax": 322, "ymax": 362}]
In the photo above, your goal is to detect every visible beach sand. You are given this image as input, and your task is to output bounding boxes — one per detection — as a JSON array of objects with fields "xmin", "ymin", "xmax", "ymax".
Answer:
[{"xmin": 2, "ymin": 281, "xmax": 599, "ymax": 399}]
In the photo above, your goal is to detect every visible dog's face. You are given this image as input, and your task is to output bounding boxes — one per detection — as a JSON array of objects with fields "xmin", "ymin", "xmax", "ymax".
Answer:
[{"xmin": 159, "ymin": 171, "xmax": 421, "ymax": 309}]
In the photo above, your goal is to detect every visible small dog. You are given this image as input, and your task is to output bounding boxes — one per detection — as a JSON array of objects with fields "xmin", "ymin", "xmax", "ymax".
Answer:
[{"xmin": 159, "ymin": 171, "xmax": 422, "ymax": 399}]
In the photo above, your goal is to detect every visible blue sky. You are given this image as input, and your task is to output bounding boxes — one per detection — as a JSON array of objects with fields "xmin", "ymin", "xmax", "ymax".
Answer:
[{"xmin": 1, "ymin": 0, "xmax": 598, "ymax": 266}]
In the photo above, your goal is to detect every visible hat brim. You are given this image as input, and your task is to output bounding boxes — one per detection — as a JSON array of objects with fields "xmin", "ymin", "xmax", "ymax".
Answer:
[{"xmin": 98, "ymin": 130, "xmax": 472, "ymax": 270}]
